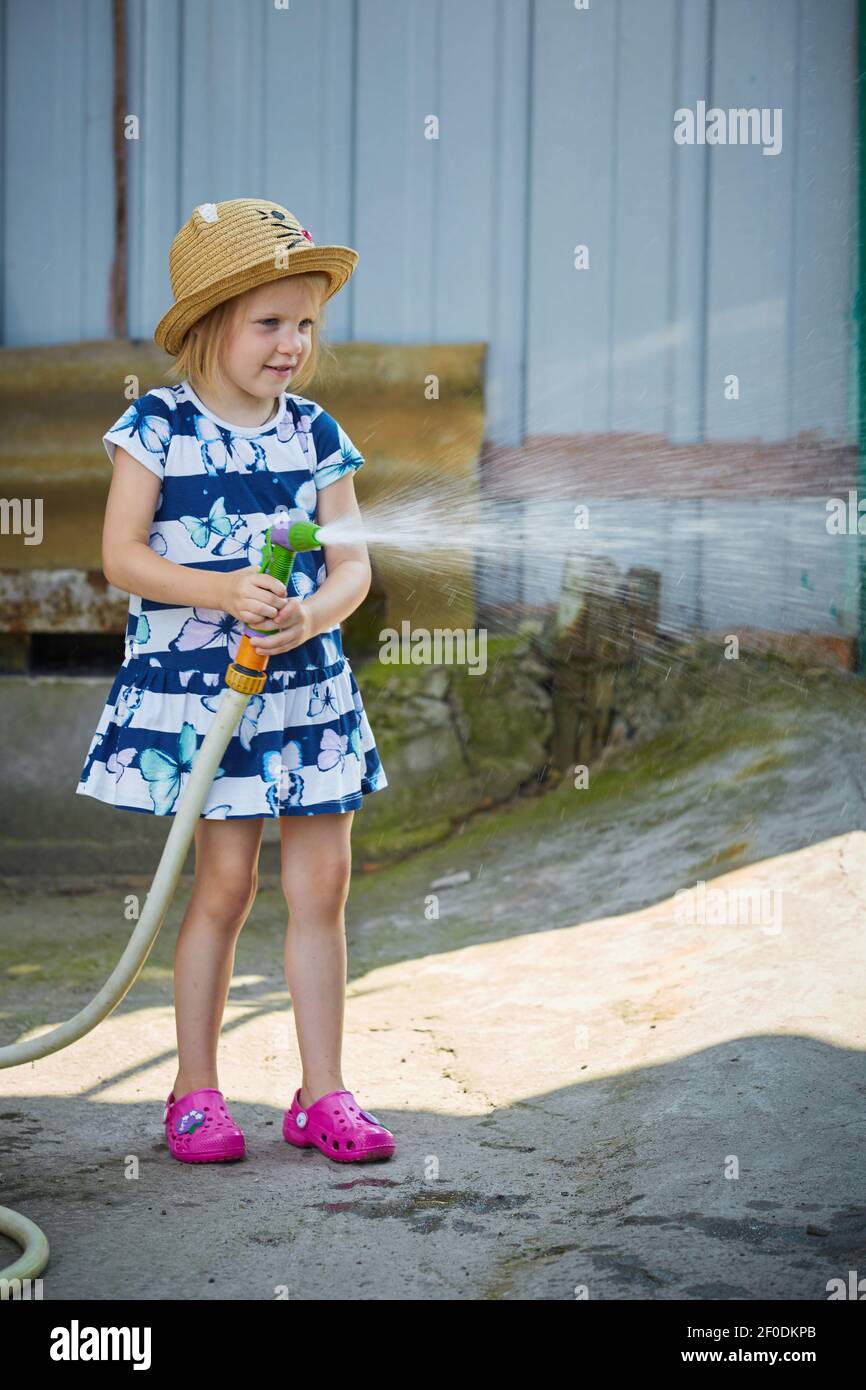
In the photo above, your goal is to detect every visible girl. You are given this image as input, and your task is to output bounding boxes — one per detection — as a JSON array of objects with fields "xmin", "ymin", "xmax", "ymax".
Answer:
[{"xmin": 76, "ymin": 198, "xmax": 394, "ymax": 1164}]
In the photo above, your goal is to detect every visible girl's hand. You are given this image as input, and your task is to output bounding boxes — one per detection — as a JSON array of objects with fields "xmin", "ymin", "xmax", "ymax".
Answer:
[
  {"xmin": 218, "ymin": 567, "xmax": 287, "ymax": 627},
  {"xmin": 250, "ymin": 596, "xmax": 316, "ymax": 654}
]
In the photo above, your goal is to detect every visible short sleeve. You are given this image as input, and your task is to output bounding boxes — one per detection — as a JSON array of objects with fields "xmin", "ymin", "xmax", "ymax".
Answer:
[
  {"xmin": 102, "ymin": 391, "xmax": 174, "ymax": 480},
  {"xmin": 310, "ymin": 405, "xmax": 365, "ymax": 491}
]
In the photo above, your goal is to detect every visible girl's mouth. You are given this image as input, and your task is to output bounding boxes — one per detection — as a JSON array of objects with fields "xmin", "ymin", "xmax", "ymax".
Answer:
[{"xmin": 265, "ymin": 363, "xmax": 294, "ymax": 376}]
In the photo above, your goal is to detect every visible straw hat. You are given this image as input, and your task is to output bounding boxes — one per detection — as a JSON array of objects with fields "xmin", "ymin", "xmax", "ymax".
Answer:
[{"xmin": 154, "ymin": 198, "xmax": 359, "ymax": 355}]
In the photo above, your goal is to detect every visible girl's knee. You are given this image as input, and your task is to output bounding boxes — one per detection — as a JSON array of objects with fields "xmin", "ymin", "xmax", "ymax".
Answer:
[
  {"xmin": 194, "ymin": 864, "xmax": 259, "ymax": 926},
  {"xmin": 192, "ymin": 820, "xmax": 263, "ymax": 923},
  {"xmin": 281, "ymin": 853, "xmax": 351, "ymax": 920}
]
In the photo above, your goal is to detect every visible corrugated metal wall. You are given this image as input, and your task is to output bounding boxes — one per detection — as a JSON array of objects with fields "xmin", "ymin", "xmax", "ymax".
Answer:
[
  {"xmin": 1, "ymin": 0, "xmax": 115, "ymax": 346},
  {"xmin": 1, "ymin": 0, "xmax": 856, "ymax": 448}
]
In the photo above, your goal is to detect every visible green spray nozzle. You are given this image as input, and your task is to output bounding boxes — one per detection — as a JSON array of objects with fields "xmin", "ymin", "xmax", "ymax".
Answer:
[{"xmin": 247, "ymin": 519, "xmax": 322, "ymax": 636}]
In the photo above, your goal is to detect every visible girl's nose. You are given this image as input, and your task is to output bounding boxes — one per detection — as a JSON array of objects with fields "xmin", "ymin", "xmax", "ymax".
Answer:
[{"xmin": 277, "ymin": 331, "xmax": 304, "ymax": 355}]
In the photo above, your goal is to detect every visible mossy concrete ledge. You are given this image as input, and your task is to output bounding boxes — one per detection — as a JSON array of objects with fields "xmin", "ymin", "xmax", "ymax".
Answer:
[
  {"xmin": 351, "ymin": 634, "xmax": 553, "ymax": 861},
  {"xmin": 0, "ymin": 635, "xmax": 552, "ymax": 878}
]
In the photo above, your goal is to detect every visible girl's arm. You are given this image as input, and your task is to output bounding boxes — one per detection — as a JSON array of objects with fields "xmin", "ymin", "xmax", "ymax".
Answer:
[
  {"xmin": 300, "ymin": 471, "xmax": 372, "ymax": 634},
  {"xmin": 102, "ymin": 446, "xmax": 284, "ymax": 623},
  {"xmin": 250, "ymin": 472, "xmax": 372, "ymax": 656}
]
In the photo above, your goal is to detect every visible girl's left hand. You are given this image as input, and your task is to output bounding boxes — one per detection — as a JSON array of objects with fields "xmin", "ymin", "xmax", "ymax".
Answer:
[{"xmin": 250, "ymin": 597, "xmax": 315, "ymax": 655}]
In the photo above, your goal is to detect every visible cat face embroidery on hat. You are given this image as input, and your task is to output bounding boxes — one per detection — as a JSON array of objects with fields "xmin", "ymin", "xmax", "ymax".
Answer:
[{"xmin": 255, "ymin": 205, "xmax": 316, "ymax": 251}]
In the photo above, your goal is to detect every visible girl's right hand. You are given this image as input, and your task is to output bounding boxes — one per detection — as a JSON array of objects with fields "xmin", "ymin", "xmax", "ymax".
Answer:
[{"xmin": 217, "ymin": 567, "xmax": 288, "ymax": 627}]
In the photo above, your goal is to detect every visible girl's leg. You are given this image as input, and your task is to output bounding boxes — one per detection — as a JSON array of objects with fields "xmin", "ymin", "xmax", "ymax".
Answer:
[
  {"xmin": 279, "ymin": 811, "xmax": 354, "ymax": 1108},
  {"xmin": 172, "ymin": 817, "xmax": 265, "ymax": 1099}
]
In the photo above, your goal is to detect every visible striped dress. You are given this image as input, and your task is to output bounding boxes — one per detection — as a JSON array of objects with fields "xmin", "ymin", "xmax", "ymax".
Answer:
[{"xmin": 75, "ymin": 379, "xmax": 388, "ymax": 818}]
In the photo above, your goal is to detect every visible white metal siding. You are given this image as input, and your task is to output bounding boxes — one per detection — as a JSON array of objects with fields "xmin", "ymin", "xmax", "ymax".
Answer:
[{"xmin": 0, "ymin": 0, "xmax": 857, "ymax": 452}]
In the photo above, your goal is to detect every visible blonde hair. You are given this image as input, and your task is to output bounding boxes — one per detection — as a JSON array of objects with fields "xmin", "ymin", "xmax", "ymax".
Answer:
[{"xmin": 162, "ymin": 271, "xmax": 334, "ymax": 401}]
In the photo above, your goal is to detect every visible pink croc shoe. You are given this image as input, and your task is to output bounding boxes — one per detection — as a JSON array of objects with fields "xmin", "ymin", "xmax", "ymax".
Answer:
[
  {"xmin": 283, "ymin": 1088, "xmax": 395, "ymax": 1162},
  {"xmin": 163, "ymin": 1087, "xmax": 245, "ymax": 1163}
]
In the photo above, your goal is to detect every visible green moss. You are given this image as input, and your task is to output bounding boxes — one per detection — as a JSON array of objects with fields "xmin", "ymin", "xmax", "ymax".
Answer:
[
  {"xmin": 733, "ymin": 753, "xmax": 789, "ymax": 780},
  {"xmin": 351, "ymin": 645, "xmax": 861, "ymax": 874},
  {"xmin": 355, "ymin": 633, "xmax": 529, "ymax": 698},
  {"xmin": 353, "ymin": 817, "xmax": 456, "ymax": 863},
  {"xmin": 566, "ymin": 706, "xmax": 781, "ymax": 806},
  {"xmin": 692, "ymin": 841, "xmax": 751, "ymax": 873},
  {"xmin": 348, "ymin": 634, "xmax": 553, "ymax": 862},
  {"xmin": 354, "ymin": 672, "xmax": 801, "ymax": 872}
]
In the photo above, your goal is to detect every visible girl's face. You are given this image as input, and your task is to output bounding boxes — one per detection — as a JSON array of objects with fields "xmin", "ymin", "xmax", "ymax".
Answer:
[{"xmin": 219, "ymin": 277, "xmax": 324, "ymax": 402}]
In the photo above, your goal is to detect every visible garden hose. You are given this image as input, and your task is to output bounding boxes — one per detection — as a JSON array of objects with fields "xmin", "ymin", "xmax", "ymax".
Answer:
[{"xmin": 0, "ymin": 520, "xmax": 321, "ymax": 1288}]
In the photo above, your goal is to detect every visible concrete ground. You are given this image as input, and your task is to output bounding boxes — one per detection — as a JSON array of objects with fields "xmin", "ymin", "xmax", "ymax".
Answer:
[{"xmin": 1, "ymin": 665, "xmax": 865, "ymax": 1300}]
